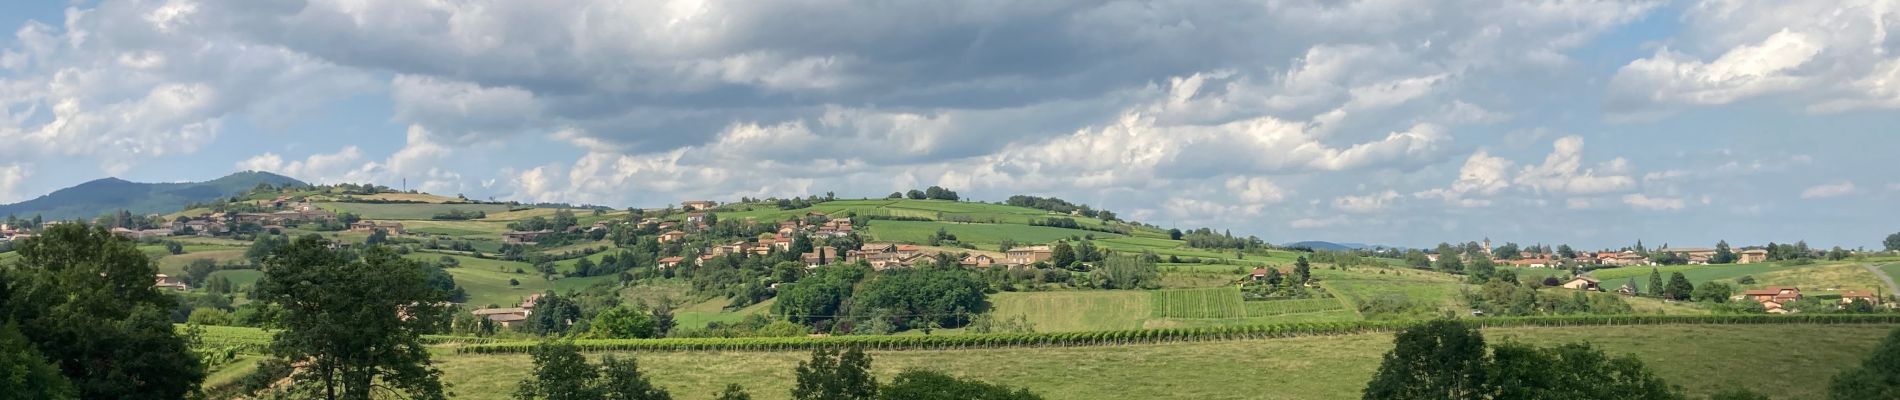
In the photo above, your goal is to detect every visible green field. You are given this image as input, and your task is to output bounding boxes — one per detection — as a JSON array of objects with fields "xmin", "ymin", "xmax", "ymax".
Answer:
[
  {"xmin": 411, "ymin": 254, "xmax": 620, "ymax": 307},
  {"xmin": 431, "ymin": 324, "xmax": 1897, "ymax": 400},
  {"xmin": 1590, "ymin": 261, "xmax": 1863, "ymax": 293},
  {"xmin": 318, "ymin": 203, "xmax": 520, "ymax": 220},
  {"xmin": 206, "ymin": 269, "xmax": 266, "ymax": 289},
  {"xmin": 155, "ymin": 249, "xmax": 249, "ymax": 275}
]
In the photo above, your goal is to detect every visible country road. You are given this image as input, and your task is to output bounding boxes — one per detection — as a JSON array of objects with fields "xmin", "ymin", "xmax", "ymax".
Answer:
[{"xmin": 1863, "ymin": 263, "xmax": 1898, "ymax": 295}]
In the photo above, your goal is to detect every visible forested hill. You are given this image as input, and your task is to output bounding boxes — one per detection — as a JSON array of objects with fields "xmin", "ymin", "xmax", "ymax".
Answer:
[{"xmin": 0, "ymin": 171, "xmax": 305, "ymax": 220}]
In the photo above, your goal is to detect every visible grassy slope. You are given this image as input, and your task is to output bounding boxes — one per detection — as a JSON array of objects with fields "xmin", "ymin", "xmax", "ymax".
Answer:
[
  {"xmin": 318, "ymin": 203, "xmax": 519, "ymax": 220},
  {"xmin": 1592, "ymin": 261, "xmax": 1875, "ymax": 294},
  {"xmin": 410, "ymin": 254, "xmax": 619, "ymax": 307},
  {"xmin": 863, "ymin": 220, "xmax": 1122, "ymax": 248},
  {"xmin": 433, "ymin": 324, "xmax": 1896, "ymax": 400}
]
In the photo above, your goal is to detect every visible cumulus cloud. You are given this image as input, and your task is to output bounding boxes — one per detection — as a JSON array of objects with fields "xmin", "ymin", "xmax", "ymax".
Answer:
[
  {"xmin": 0, "ymin": 0, "xmax": 371, "ymax": 173},
  {"xmin": 236, "ymin": 125, "xmax": 465, "ymax": 193},
  {"xmin": 1622, "ymin": 194, "xmax": 1685, "ymax": 211},
  {"xmin": 1415, "ymin": 150, "xmax": 1513, "ymax": 207},
  {"xmin": 1611, "ymin": 1, "xmax": 1900, "ymax": 117},
  {"xmin": 1610, "ymin": 30, "xmax": 1821, "ymax": 112},
  {"xmin": 1512, "ymin": 136, "xmax": 1635, "ymax": 195},
  {"xmin": 1334, "ymin": 190, "xmax": 1400, "ymax": 214},
  {"xmin": 0, "ymin": 163, "xmax": 30, "ymax": 203},
  {"xmin": 1801, "ymin": 181, "xmax": 1858, "ymax": 199}
]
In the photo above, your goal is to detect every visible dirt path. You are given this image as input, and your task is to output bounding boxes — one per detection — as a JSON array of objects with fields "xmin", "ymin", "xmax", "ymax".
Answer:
[{"xmin": 1863, "ymin": 263, "xmax": 1899, "ymax": 295}]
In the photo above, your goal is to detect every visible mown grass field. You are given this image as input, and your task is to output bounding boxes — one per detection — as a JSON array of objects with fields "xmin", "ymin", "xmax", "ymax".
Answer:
[
  {"xmin": 1591, "ymin": 261, "xmax": 1863, "ymax": 293},
  {"xmin": 155, "ymin": 249, "xmax": 248, "ymax": 275},
  {"xmin": 431, "ymin": 324, "xmax": 1897, "ymax": 400}
]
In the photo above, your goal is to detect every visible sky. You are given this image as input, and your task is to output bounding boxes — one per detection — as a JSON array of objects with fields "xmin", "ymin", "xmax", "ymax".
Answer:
[{"xmin": 0, "ymin": 0, "xmax": 1896, "ymax": 250}]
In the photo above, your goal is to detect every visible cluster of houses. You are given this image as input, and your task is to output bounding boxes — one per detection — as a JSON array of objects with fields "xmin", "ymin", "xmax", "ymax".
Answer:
[
  {"xmin": 154, "ymin": 273, "xmax": 190, "ymax": 291},
  {"xmin": 470, "ymin": 293, "xmax": 545, "ymax": 328},
  {"xmin": 1550, "ymin": 275, "xmax": 1884, "ymax": 314},
  {"xmin": 0, "ymin": 224, "xmax": 33, "ymax": 243},
  {"xmin": 790, "ymin": 243, "xmax": 1052, "ymax": 271},
  {"xmin": 1434, "ymin": 239, "xmax": 1775, "ymax": 269}
]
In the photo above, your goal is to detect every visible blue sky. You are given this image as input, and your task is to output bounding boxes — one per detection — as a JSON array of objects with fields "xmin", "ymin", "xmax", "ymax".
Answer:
[{"xmin": 0, "ymin": 0, "xmax": 1895, "ymax": 250}]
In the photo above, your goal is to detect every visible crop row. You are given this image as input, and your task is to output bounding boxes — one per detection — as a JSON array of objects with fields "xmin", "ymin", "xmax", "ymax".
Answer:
[{"xmin": 456, "ymin": 314, "xmax": 1900, "ymax": 354}]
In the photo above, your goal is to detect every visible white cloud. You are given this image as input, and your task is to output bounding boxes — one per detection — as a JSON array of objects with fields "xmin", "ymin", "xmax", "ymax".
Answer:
[
  {"xmin": 1226, "ymin": 177, "xmax": 1288, "ymax": 205},
  {"xmin": 1622, "ymin": 194, "xmax": 1685, "ymax": 211},
  {"xmin": 235, "ymin": 126, "xmax": 463, "ymax": 193},
  {"xmin": 1613, "ymin": 1, "xmax": 1900, "ymax": 116},
  {"xmin": 1512, "ymin": 135, "xmax": 1635, "ymax": 195},
  {"xmin": 1415, "ymin": 150, "xmax": 1513, "ymax": 207},
  {"xmin": 0, "ymin": 163, "xmax": 30, "ymax": 203},
  {"xmin": 1334, "ymin": 190, "xmax": 1400, "ymax": 214},
  {"xmin": 1801, "ymin": 181, "xmax": 1858, "ymax": 199},
  {"xmin": 1289, "ymin": 216, "xmax": 1349, "ymax": 229},
  {"xmin": 1611, "ymin": 30, "xmax": 1821, "ymax": 111},
  {"xmin": 390, "ymin": 75, "xmax": 542, "ymax": 142}
]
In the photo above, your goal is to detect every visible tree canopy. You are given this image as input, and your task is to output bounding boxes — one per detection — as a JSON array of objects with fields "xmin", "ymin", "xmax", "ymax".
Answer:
[{"xmin": 254, "ymin": 236, "xmax": 448, "ymax": 400}]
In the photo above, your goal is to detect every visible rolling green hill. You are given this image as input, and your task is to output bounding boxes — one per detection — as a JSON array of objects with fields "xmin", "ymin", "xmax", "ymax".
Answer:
[{"xmin": 0, "ymin": 171, "xmax": 305, "ymax": 220}]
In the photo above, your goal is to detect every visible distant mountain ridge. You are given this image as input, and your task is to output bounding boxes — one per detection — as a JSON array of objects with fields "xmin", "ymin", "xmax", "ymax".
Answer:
[{"xmin": 0, "ymin": 171, "xmax": 306, "ymax": 220}]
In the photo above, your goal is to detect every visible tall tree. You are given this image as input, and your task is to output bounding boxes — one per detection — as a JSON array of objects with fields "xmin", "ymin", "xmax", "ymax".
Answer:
[
  {"xmin": 0, "ymin": 321, "xmax": 75, "ymax": 399},
  {"xmin": 1362, "ymin": 320, "xmax": 1488, "ymax": 399},
  {"xmin": 1647, "ymin": 269, "xmax": 1665, "ymax": 297},
  {"xmin": 1886, "ymin": 232, "xmax": 1900, "ymax": 252},
  {"xmin": 1294, "ymin": 256, "xmax": 1312, "ymax": 283},
  {"xmin": 1051, "ymin": 242, "xmax": 1076, "ymax": 269},
  {"xmin": 516, "ymin": 341, "xmax": 600, "ymax": 400},
  {"xmin": 597, "ymin": 355, "xmax": 672, "ymax": 400},
  {"xmin": 256, "ymin": 237, "xmax": 448, "ymax": 400},
  {"xmin": 1713, "ymin": 240, "xmax": 1736, "ymax": 264},
  {"xmin": 1486, "ymin": 342, "xmax": 1684, "ymax": 399},
  {"xmin": 3, "ymin": 224, "xmax": 204, "ymax": 398},
  {"xmin": 793, "ymin": 347, "xmax": 877, "ymax": 400},
  {"xmin": 1664, "ymin": 272, "xmax": 1695, "ymax": 301}
]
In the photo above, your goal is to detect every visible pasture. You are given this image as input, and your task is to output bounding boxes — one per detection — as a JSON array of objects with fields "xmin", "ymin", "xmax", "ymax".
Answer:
[
  {"xmin": 1590, "ymin": 261, "xmax": 1856, "ymax": 293},
  {"xmin": 409, "ymin": 254, "xmax": 620, "ymax": 307},
  {"xmin": 431, "ymin": 324, "xmax": 1899, "ymax": 400}
]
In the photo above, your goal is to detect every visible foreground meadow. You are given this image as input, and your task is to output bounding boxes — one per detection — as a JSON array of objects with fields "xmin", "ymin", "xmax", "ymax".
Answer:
[{"xmin": 431, "ymin": 324, "xmax": 1893, "ymax": 400}]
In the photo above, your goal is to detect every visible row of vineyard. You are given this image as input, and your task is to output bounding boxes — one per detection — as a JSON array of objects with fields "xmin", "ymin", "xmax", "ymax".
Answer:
[
  {"xmin": 1242, "ymin": 298, "xmax": 1346, "ymax": 317},
  {"xmin": 1150, "ymin": 288, "xmax": 1246, "ymax": 319},
  {"xmin": 179, "ymin": 324, "xmax": 498, "ymax": 354},
  {"xmin": 455, "ymin": 314, "xmax": 1900, "ymax": 354}
]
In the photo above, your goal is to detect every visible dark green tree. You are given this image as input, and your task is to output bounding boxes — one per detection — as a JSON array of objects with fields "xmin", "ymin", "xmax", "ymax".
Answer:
[
  {"xmin": 515, "ymin": 341, "xmax": 600, "ymax": 400},
  {"xmin": 1829, "ymin": 326, "xmax": 1900, "ymax": 399},
  {"xmin": 1362, "ymin": 320, "xmax": 1488, "ymax": 399},
  {"xmin": 1664, "ymin": 272, "xmax": 1694, "ymax": 301},
  {"xmin": 598, "ymin": 355, "xmax": 672, "ymax": 400},
  {"xmin": 1294, "ymin": 256, "xmax": 1312, "ymax": 283},
  {"xmin": 1713, "ymin": 240, "xmax": 1736, "ymax": 264},
  {"xmin": 1647, "ymin": 269, "xmax": 1665, "ymax": 297},
  {"xmin": 1051, "ymin": 242, "xmax": 1076, "ymax": 269},
  {"xmin": 877, "ymin": 370, "xmax": 1043, "ymax": 400},
  {"xmin": 255, "ymin": 237, "xmax": 448, "ymax": 400},
  {"xmin": 3, "ymin": 224, "xmax": 204, "ymax": 398},
  {"xmin": 715, "ymin": 384, "xmax": 753, "ymax": 400},
  {"xmin": 1485, "ymin": 342, "xmax": 1683, "ymax": 399},
  {"xmin": 793, "ymin": 347, "xmax": 877, "ymax": 400},
  {"xmin": 0, "ymin": 321, "xmax": 75, "ymax": 400},
  {"xmin": 1886, "ymin": 232, "xmax": 1900, "ymax": 252}
]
